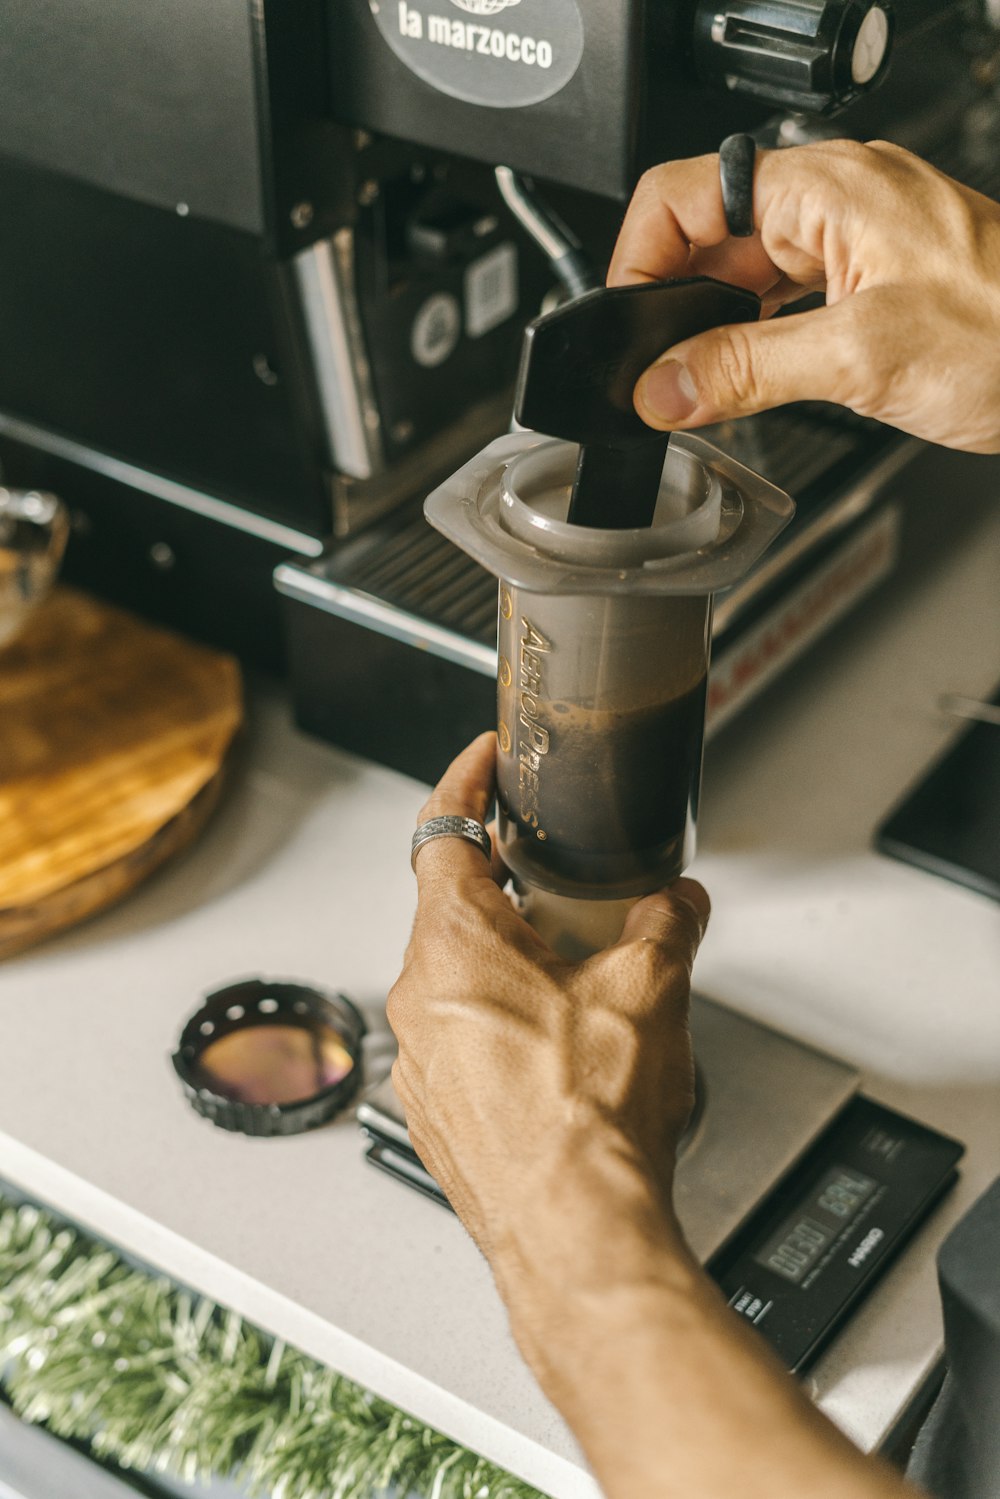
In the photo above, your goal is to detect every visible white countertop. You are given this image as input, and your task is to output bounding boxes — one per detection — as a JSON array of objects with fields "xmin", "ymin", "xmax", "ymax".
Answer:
[{"xmin": 0, "ymin": 490, "xmax": 998, "ymax": 1499}]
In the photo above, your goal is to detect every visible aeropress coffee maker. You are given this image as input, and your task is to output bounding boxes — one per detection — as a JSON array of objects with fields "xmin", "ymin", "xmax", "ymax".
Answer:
[
  {"xmin": 372, "ymin": 299, "xmax": 965, "ymax": 1349},
  {"xmin": 426, "ymin": 280, "xmax": 795, "ymax": 957}
]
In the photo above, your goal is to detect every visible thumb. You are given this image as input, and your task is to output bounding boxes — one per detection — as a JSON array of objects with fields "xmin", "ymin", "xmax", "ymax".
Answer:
[{"xmin": 635, "ymin": 301, "xmax": 856, "ymax": 429}]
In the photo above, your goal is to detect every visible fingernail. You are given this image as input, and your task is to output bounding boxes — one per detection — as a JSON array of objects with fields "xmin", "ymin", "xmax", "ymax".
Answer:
[{"xmin": 639, "ymin": 360, "xmax": 699, "ymax": 424}]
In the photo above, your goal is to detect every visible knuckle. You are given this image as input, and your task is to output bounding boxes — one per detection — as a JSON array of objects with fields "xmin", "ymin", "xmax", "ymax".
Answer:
[
  {"xmin": 635, "ymin": 162, "xmax": 675, "ymax": 201},
  {"xmin": 628, "ymin": 938, "xmax": 673, "ymax": 991},
  {"xmin": 432, "ymin": 892, "xmax": 480, "ymax": 945},
  {"xmin": 413, "ymin": 890, "xmax": 494, "ymax": 980},
  {"xmin": 816, "ymin": 138, "xmax": 873, "ymax": 182},
  {"xmin": 385, "ymin": 978, "xmax": 406, "ymax": 1032},
  {"xmin": 416, "ymin": 881, "xmax": 460, "ymax": 928},
  {"xmin": 635, "ymin": 165, "xmax": 661, "ymax": 199},
  {"xmin": 416, "ymin": 789, "xmax": 448, "ymax": 824},
  {"xmin": 863, "ymin": 138, "xmax": 906, "ymax": 162},
  {"xmin": 635, "ymin": 155, "xmax": 712, "ymax": 207},
  {"xmin": 854, "ymin": 140, "xmax": 913, "ymax": 198},
  {"xmin": 788, "ymin": 139, "xmax": 884, "ymax": 218},
  {"xmin": 707, "ymin": 325, "xmax": 761, "ymax": 410},
  {"xmin": 666, "ymin": 889, "xmax": 708, "ymax": 945},
  {"xmin": 618, "ymin": 932, "xmax": 679, "ymax": 989},
  {"xmin": 837, "ymin": 140, "xmax": 917, "ymax": 211},
  {"xmin": 618, "ymin": 950, "xmax": 690, "ymax": 1025},
  {"xmin": 643, "ymin": 900, "xmax": 702, "ymax": 961},
  {"xmin": 653, "ymin": 937, "xmax": 695, "ymax": 988},
  {"xmin": 829, "ymin": 137, "xmax": 871, "ymax": 166}
]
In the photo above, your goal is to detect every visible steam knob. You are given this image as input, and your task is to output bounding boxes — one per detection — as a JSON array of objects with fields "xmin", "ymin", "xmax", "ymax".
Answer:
[{"xmin": 694, "ymin": 1, "xmax": 894, "ymax": 113}]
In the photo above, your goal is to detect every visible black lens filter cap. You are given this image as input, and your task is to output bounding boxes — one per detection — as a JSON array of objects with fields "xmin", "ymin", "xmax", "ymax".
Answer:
[{"xmin": 173, "ymin": 978, "xmax": 366, "ymax": 1137}]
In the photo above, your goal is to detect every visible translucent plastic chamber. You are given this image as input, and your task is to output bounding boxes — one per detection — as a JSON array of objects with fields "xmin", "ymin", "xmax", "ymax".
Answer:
[
  {"xmin": 494, "ymin": 441, "xmax": 717, "ymax": 901},
  {"xmin": 425, "ymin": 433, "xmax": 793, "ymax": 955}
]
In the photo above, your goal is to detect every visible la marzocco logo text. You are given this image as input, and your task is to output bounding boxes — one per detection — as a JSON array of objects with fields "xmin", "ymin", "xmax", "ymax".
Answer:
[
  {"xmin": 397, "ymin": 1, "xmax": 555, "ymax": 68},
  {"xmin": 451, "ymin": 0, "xmax": 521, "ymax": 13}
]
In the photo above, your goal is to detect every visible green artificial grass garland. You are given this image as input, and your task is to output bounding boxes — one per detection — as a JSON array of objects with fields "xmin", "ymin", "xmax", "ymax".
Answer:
[{"xmin": 0, "ymin": 1193, "xmax": 547, "ymax": 1499}]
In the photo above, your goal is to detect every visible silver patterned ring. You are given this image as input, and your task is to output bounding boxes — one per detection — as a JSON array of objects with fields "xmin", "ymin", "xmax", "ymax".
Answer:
[{"xmin": 411, "ymin": 815, "xmax": 492, "ymax": 873}]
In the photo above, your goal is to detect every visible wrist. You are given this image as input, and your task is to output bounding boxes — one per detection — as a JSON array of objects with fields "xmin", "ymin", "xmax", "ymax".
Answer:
[
  {"xmin": 503, "ymin": 1218, "xmax": 707, "ymax": 1434},
  {"xmin": 488, "ymin": 1126, "xmax": 700, "ymax": 1390}
]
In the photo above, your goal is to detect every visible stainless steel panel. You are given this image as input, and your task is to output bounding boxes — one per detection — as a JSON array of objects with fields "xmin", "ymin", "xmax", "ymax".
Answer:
[{"xmin": 677, "ymin": 996, "xmax": 859, "ymax": 1262}]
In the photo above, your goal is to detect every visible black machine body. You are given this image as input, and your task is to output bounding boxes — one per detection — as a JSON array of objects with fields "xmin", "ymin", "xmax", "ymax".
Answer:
[
  {"xmin": 0, "ymin": 0, "xmax": 996, "ymax": 714},
  {"xmin": 329, "ymin": 0, "xmax": 907, "ymax": 200}
]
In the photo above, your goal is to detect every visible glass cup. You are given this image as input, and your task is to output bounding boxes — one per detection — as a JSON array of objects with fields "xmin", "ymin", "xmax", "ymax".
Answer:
[{"xmin": 0, "ymin": 489, "xmax": 69, "ymax": 648}]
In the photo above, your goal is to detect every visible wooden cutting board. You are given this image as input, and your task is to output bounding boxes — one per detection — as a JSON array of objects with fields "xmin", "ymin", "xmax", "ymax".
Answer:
[{"xmin": 0, "ymin": 588, "xmax": 243, "ymax": 959}]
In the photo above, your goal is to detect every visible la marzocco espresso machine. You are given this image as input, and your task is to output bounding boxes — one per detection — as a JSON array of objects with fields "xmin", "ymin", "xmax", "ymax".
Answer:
[{"xmin": 2, "ymin": 1, "xmax": 1000, "ymax": 781}]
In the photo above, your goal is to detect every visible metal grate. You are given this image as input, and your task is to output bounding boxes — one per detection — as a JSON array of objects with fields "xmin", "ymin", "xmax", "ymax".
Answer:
[
  {"xmin": 327, "ymin": 401, "xmax": 886, "ymax": 645},
  {"xmin": 332, "ymin": 509, "xmax": 499, "ymax": 643}
]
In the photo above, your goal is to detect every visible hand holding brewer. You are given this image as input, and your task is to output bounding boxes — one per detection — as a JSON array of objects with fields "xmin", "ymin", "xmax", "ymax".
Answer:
[
  {"xmin": 390, "ymin": 732, "xmax": 707, "ymax": 1266},
  {"xmin": 390, "ymin": 735, "xmax": 917, "ymax": 1499},
  {"xmin": 609, "ymin": 139, "xmax": 1000, "ymax": 452},
  {"xmin": 385, "ymin": 134, "xmax": 973, "ymax": 1499}
]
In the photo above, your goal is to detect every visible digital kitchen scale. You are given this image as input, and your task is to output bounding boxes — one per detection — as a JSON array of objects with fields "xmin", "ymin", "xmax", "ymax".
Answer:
[{"xmin": 359, "ymin": 995, "xmax": 963, "ymax": 1373}]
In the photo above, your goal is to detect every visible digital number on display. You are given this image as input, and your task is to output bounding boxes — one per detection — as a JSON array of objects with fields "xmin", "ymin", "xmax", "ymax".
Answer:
[{"xmin": 753, "ymin": 1167, "xmax": 878, "ymax": 1285}]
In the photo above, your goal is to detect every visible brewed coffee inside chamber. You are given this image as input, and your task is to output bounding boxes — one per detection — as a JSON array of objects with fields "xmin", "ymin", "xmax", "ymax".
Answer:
[{"xmin": 507, "ymin": 675, "xmax": 708, "ymax": 888}]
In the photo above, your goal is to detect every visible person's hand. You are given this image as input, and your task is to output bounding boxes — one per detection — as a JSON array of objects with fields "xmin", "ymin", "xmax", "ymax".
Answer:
[
  {"xmin": 608, "ymin": 139, "xmax": 1000, "ymax": 452},
  {"xmin": 387, "ymin": 733, "xmax": 709, "ymax": 1277},
  {"xmin": 387, "ymin": 740, "xmax": 919, "ymax": 1499}
]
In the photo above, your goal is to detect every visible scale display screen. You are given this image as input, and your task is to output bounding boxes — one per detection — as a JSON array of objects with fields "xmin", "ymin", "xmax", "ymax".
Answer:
[
  {"xmin": 753, "ymin": 1166, "xmax": 877, "ymax": 1283},
  {"xmin": 364, "ymin": 1087, "xmax": 965, "ymax": 1377},
  {"xmin": 708, "ymin": 1097, "xmax": 964, "ymax": 1372}
]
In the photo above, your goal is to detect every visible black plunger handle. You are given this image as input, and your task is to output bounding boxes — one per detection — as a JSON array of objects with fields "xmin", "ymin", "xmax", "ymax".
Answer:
[
  {"xmin": 569, "ymin": 441, "xmax": 671, "ymax": 529},
  {"xmin": 514, "ymin": 278, "xmax": 760, "ymax": 530}
]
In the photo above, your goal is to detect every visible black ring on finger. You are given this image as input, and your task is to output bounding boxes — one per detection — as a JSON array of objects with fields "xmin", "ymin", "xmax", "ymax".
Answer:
[{"xmin": 719, "ymin": 133, "xmax": 757, "ymax": 239}]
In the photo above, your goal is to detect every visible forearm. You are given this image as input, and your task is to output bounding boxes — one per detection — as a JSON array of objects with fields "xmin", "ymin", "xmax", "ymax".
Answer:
[
  {"xmin": 395, "ymin": 739, "xmax": 920, "ymax": 1494},
  {"xmin": 494, "ymin": 1154, "xmax": 917, "ymax": 1499}
]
